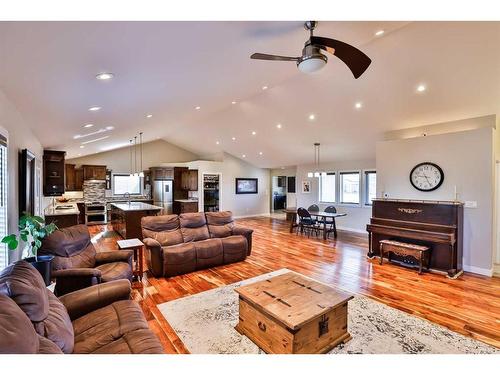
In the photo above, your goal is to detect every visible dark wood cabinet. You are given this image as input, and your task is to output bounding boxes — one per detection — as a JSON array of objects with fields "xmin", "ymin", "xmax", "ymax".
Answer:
[
  {"xmin": 75, "ymin": 168, "xmax": 84, "ymax": 191},
  {"xmin": 173, "ymin": 167, "xmax": 189, "ymax": 200},
  {"xmin": 150, "ymin": 167, "xmax": 173, "ymax": 180},
  {"xmin": 65, "ymin": 164, "xmax": 76, "ymax": 191},
  {"xmin": 173, "ymin": 200, "xmax": 198, "ymax": 214},
  {"xmin": 43, "ymin": 150, "xmax": 66, "ymax": 196},
  {"xmin": 179, "ymin": 169, "xmax": 199, "ymax": 191},
  {"xmin": 83, "ymin": 165, "xmax": 106, "ymax": 180}
]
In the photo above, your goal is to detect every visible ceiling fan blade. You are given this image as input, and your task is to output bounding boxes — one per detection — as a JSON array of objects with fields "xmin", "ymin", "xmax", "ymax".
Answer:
[
  {"xmin": 310, "ymin": 36, "xmax": 372, "ymax": 79},
  {"xmin": 250, "ymin": 53, "xmax": 299, "ymax": 62}
]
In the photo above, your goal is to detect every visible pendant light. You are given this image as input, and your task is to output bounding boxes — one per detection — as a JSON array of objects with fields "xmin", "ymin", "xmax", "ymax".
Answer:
[
  {"xmin": 138, "ymin": 132, "xmax": 144, "ymax": 178},
  {"xmin": 129, "ymin": 139, "xmax": 134, "ymax": 177},
  {"xmin": 133, "ymin": 136, "xmax": 139, "ymax": 177},
  {"xmin": 307, "ymin": 143, "xmax": 326, "ymax": 178}
]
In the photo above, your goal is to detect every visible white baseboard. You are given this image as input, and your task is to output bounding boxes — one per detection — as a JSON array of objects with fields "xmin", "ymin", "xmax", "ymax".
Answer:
[
  {"xmin": 336, "ymin": 226, "xmax": 367, "ymax": 235},
  {"xmin": 463, "ymin": 264, "xmax": 493, "ymax": 277},
  {"xmin": 493, "ymin": 263, "xmax": 500, "ymax": 277},
  {"xmin": 234, "ymin": 212, "xmax": 270, "ymax": 219}
]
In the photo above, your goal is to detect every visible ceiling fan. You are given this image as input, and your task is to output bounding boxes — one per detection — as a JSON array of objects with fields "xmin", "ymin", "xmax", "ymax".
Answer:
[{"xmin": 250, "ymin": 21, "xmax": 372, "ymax": 78}]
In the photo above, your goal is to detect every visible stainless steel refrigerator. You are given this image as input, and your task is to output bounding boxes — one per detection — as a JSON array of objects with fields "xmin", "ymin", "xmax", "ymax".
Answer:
[{"xmin": 153, "ymin": 180, "xmax": 173, "ymax": 214}]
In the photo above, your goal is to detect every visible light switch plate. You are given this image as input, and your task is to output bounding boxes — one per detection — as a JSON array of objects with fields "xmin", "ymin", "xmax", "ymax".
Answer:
[{"xmin": 464, "ymin": 201, "xmax": 477, "ymax": 208}]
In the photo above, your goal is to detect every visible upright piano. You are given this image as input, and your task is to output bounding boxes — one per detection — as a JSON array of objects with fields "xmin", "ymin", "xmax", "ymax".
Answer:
[{"xmin": 366, "ymin": 199, "xmax": 463, "ymax": 278}]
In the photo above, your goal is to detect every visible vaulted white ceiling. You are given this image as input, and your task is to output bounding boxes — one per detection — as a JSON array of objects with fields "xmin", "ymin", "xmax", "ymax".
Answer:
[{"xmin": 0, "ymin": 21, "xmax": 498, "ymax": 167}]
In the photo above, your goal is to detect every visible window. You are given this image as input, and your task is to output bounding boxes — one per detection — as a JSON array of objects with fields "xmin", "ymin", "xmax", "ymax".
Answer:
[
  {"xmin": 365, "ymin": 171, "xmax": 376, "ymax": 205},
  {"xmin": 112, "ymin": 174, "xmax": 141, "ymax": 195},
  {"xmin": 0, "ymin": 134, "xmax": 7, "ymax": 270},
  {"xmin": 340, "ymin": 172, "xmax": 360, "ymax": 204},
  {"xmin": 319, "ymin": 172, "xmax": 336, "ymax": 203},
  {"xmin": 365, "ymin": 171, "xmax": 377, "ymax": 206}
]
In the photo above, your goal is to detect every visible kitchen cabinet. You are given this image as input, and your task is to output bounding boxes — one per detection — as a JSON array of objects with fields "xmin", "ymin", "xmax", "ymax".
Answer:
[
  {"xmin": 105, "ymin": 169, "xmax": 112, "ymax": 190},
  {"xmin": 65, "ymin": 164, "xmax": 76, "ymax": 191},
  {"xmin": 180, "ymin": 169, "xmax": 199, "ymax": 191},
  {"xmin": 43, "ymin": 150, "xmax": 66, "ymax": 196},
  {"xmin": 150, "ymin": 167, "xmax": 173, "ymax": 180},
  {"xmin": 75, "ymin": 168, "xmax": 84, "ymax": 191},
  {"xmin": 173, "ymin": 167, "xmax": 189, "ymax": 200},
  {"xmin": 173, "ymin": 200, "xmax": 198, "ymax": 214},
  {"xmin": 83, "ymin": 165, "xmax": 107, "ymax": 180}
]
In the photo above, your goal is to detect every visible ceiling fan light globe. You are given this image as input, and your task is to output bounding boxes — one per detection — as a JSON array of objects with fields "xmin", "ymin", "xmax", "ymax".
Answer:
[{"xmin": 297, "ymin": 56, "xmax": 327, "ymax": 73}]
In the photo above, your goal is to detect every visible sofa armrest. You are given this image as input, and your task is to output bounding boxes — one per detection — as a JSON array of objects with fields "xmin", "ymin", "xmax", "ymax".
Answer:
[
  {"xmin": 95, "ymin": 250, "xmax": 133, "ymax": 266},
  {"xmin": 232, "ymin": 226, "xmax": 253, "ymax": 255},
  {"xmin": 59, "ymin": 279, "xmax": 132, "ymax": 321},
  {"xmin": 142, "ymin": 238, "xmax": 163, "ymax": 277},
  {"xmin": 52, "ymin": 268, "xmax": 102, "ymax": 296}
]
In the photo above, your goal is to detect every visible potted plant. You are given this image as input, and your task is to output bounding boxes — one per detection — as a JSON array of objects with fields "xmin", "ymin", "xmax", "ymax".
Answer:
[{"xmin": 1, "ymin": 213, "xmax": 58, "ymax": 286}]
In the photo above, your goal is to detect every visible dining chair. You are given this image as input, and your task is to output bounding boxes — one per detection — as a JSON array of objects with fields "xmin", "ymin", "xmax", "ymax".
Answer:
[
  {"xmin": 324, "ymin": 205, "xmax": 337, "ymax": 238},
  {"xmin": 307, "ymin": 204, "xmax": 320, "ymax": 212},
  {"xmin": 297, "ymin": 207, "xmax": 319, "ymax": 237}
]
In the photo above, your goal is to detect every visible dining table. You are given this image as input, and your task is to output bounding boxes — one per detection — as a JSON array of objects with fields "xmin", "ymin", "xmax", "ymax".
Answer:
[{"xmin": 285, "ymin": 207, "xmax": 347, "ymax": 240}]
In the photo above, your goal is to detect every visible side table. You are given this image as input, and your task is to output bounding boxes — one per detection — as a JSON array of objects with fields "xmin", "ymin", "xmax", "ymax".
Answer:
[{"xmin": 117, "ymin": 238, "xmax": 144, "ymax": 281}]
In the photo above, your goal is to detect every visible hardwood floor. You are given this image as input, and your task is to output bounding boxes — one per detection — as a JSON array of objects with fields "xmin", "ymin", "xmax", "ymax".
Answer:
[{"xmin": 88, "ymin": 216, "xmax": 500, "ymax": 352}]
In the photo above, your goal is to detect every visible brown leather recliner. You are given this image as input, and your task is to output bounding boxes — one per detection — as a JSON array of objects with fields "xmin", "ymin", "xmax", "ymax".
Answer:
[
  {"xmin": 0, "ymin": 261, "xmax": 163, "ymax": 354},
  {"xmin": 39, "ymin": 224, "xmax": 133, "ymax": 296},
  {"xmin": 141, "ymin": 211, "xmax": 253, "ymax": 277}
]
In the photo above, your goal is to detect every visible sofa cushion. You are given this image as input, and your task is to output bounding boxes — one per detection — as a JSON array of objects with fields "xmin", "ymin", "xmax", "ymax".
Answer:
[
  {"xmin": 72, "ymin": 300, "xmax": 150, "ymax": 354},
  {"xmin": 0, "ymin": 294, "xmax": 40, "ymax": 354},
  {"xmin": 38, "ymin": 335, "xmax": 64, "ymax": 354},
  {"xmin": 96, "ymin": 262, "xmax": 133, "ymax": 283},
  {"xmin": 194, "ymin": 238, "xmax": 223, "ymax": 270},
  {"xmin": 205, "ymin": 211, "xmax": 235, "ymax": 238},
  {"xmin": 179, "ymin": 213, "xmax": 210, "ymax": 242},
  {"xmin": 40, "ymin": 225, "xmax": 96, "ymax": 269},
  {"xmin": 33, "ymin": 291, "xmax": 74, "ymax": 354},
  {"xmin": 221, "ymin": 236, "xmax": 248, "ymax": 264},
  {"xmin": 0, "ymin": 261, "xmax": 49, "ymax": 322},
  {"xmin": 142, "ymin": 215, "xmax": 183, "ymax": 246},
  {"xmin": 91, "ymin": 329, "xmax": 164, "ymax": 354},
  {"xmin": 162, "ymin": 242, "xmax": 197, "ymax": 277}
]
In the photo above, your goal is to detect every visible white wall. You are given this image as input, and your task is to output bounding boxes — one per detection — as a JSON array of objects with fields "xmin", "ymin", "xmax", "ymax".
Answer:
[
  {"xmin": 377, "ymin": 124, "xmax": 496, "ymax": 276},
  {"xmin": 295, "ymin": 159, "xmax": 375, "ymax": 233},
  {"xmin": 66, "ymin": 139, "xmax": 200, "ymax": 174},
  {"xmin": 0, "ymin": 89, "xmax": 44, "ymax": 263},
  {"xmin": 164, "ymin": 153, "xmax": 271, "ymax": 218}
]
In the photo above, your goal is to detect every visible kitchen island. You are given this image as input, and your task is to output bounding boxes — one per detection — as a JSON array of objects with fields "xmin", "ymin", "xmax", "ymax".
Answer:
[
  {"xmin": 110, "ymin": 202, "xmax": 162, "ymax": 239},
  {"xmin": 44, "ymin": 203, "xmax": 80, "ymax": 228}
]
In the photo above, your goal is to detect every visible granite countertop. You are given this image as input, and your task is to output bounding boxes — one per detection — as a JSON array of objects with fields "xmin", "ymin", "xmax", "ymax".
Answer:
[
  {"xmin": 175, "ymin": 199, "xmax": 199, "ymax": 203},
  {"xmin": 45, "ymin": 203, "xmax": 80, "ymax": 216},
  {"xmin": 110, "ymin": 202, "xmax": 163, "ymax": 211}
]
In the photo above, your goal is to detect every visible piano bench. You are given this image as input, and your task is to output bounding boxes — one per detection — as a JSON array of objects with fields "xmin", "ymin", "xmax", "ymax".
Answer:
[{"xmin": 379, "ymin": 240, "xmax": 430, "ymax": 275}]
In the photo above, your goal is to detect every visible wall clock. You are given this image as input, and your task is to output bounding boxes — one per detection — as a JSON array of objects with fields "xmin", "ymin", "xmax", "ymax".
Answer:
[{"xmin": 409, "ymin": 162, "xmax": 444, "ymax": 192}]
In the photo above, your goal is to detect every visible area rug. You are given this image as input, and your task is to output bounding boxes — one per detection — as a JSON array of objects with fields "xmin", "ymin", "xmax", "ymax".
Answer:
[{"xmin": 158, "ymin": 269, "xmax": 498, "ymax": 354}]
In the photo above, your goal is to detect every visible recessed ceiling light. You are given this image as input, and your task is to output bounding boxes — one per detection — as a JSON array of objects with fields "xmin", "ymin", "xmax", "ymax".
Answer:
[
  {"xmin": 262, "ymin": 85, "xmax": 268, "ymax": 90},
  {"xmin": 259, "ymin": 151, "xmax": 263, "ymax": 155},
  {"xmin": 355, "ymin": 102, "xmax": 363, "ymax": 109},
  {"xmin": 146, "ymin": 114, "xmax": 153, "ymax": 118},
  {"xmin": 232, "ymin": 137, "xmax": 236, "ymax": 141},
  {"xmin": 88, "ymin": 106, "xmax": 101, "ymax": 112},
  {"xmin": 251, "ymin": 131, "xmax": 257, "ymax": 135},
  {"xmin": 195, "ymin": 106, "xmax": 201, "ymax": 110},
  {"xmin": 78, "ymin": 153, "xmax": 82, "ymax": 156},
  {"xmin": 105, "ymin": 126, "xmax": 114, "ymax": 130},
  {"xmin": 83, "ymin": 124, "xmax": 94, "ymax": 128},
  {"xmin": 96, "ymin": 72, "xmax": 114, "ymax": 81},
  {"xmin": 242, "ymin": 154, "xmax": 246, "ymax": 158},
  {"xmin": 216, "ymin": 141, "xmax": 220, "ymax": 145},
  {"xmin": 231, "ymin": 101, "xmax": 237, "ymax": 105},
  {"xmin": 80, "ymin": 145, "xmax": 84, "ymax": 149},
  {"xmin": 309, "ymin": 114, "xmax": 316, "ymax": 121},
  {"xmin": 276, "ymin": 123, "xmax": 282, "ymax": 129},
  {"xmin": 416, "ymin": 84, "xmax": 426, "ymax": 92},
  {"xmin": 375, "ymin": 30, "xmax": 385, "ymax": 36}
]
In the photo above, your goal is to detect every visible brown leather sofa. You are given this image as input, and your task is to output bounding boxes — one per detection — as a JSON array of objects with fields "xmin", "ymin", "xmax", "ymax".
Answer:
[
  {"xmin": 141, "ymin": 211, "xmax": 253, "ymax": 277},
  {"xmin": 39, "ymin": 224, "xmax": 133, "ymax": 296},
  {"xmin": 0, "ymin": 261, "xmax": 163, "ymax": 354}
]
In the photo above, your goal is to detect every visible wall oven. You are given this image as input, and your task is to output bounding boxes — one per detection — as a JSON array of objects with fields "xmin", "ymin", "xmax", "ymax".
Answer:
[{"xmin": 85, "ymin": 202, "xmax": 107, "ymax": 225}]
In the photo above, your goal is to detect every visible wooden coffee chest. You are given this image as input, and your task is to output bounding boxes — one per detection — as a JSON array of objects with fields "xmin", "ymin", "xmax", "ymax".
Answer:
[{"xmin": 234, "ymin": 272, "xmax": 354, "ymax": 354}]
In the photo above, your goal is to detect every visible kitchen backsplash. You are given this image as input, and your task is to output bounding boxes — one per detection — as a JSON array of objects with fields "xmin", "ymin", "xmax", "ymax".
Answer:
[{"xmin": 83, "ymin": 180, "xmax": 106, "ymax": 201}]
